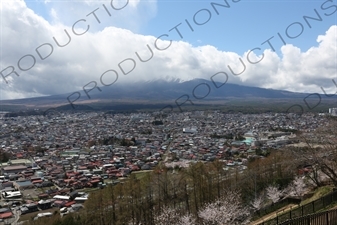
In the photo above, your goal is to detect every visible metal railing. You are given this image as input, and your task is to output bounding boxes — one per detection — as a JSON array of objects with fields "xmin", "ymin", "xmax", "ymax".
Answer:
[
  {"xmin": 279, "ymin": 208, "xmax": 337, "ymax": 225},
  {"xmin": 258, "ymin": 190, "xmax": 337, "ymax": 225}
]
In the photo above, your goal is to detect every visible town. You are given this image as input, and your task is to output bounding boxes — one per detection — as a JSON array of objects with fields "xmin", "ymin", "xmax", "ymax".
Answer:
[{"xmin": 0, "ymin": 110, "xmax": 334, "ymax": 224}]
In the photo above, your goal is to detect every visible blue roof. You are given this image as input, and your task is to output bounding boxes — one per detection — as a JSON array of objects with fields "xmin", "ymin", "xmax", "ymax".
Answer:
[{"xmin": 16, "ymin": 180, "xmax": 33, "ymax": 187}]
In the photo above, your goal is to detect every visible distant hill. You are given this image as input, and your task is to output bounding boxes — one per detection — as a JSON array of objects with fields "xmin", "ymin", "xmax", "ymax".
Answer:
[
  {"xmin": 1, "ymin": 79, "xmax": 326, "ymax": 112},
  {"xmin": 90, "ymin": 79, "xmax": 308, "ymax": 100}
]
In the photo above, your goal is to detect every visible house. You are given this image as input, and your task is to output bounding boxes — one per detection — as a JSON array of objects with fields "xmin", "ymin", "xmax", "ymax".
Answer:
[
  {"xmin": 0, "ymin": 211, "xmax": 13, "ymax": 220},
  {"xmin": 0, "ymin": 208, "xmax": 11, "ymax": 214},
  {"xmin": 71, "ymin": 203, "xmax": 84, "ymax": 211},
  {"xmin": 74, "ymin": 197, "xmax": 88, "ymax": 203},
  {"xmin": 14, "ymin": 180, "xmax": 35, "ymax": 190},
  {"xmin": 53, "ymin": 195, "xmax": 70, "ymax": 201},
  {"xmin": 20, "ymin": 203, "xmax": 39, "ymax": 214},
  {"xmin": 183, "ymin": 128, "xmax": 197, "ymax": 134},
  {"xmin": 2, "ymin": 165, "xmax": 27, "ymax": 174},
  {"xmin": 53, "ymin": 199, "xmax": 69, "ymax": 208},
  {"xmin": 69, "ymin": 190, "xmax": 79, "ymax": 199},
  {"xmin": 0, "ymin": 181, "xmax": 14, "ymax": 190},
  {"xmin": 34, "ymin": 212, "xmax": 53, "ymax": 220},
  {"xmin": 64, "ymin": 201, "xmax": 76, "ymax": 207},
  {"xmin": 1, "ymin": 191, "xmax": 22, "ymax": 199},
  {"xmin": 38, "ymin": 199, "xmax": 53, "ymax": 210}
]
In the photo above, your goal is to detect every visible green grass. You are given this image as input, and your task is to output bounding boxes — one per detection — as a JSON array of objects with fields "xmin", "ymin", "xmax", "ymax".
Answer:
[
  {"xmin": 131, "ymin": 170, "xmax": 153, "ymax": 180},
  {"xmin": 300, "ymin": 186, "xmax": 334, "ymax": 205},
  {"xmin": 76, "ymin": 187, "xmax": 100, "ymax": 193}
]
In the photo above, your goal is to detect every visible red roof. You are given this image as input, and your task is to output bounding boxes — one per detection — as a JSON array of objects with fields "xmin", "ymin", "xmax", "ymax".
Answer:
[
  {"xmin": 54, "ymin": 200, "xmax": 65, "ymax": 205},
  {"xmin": 90, "ymin": 179, "xmax": 100, "ymax": 183},
  {"xmin": 0, "ymin": 212, "xmax": 13, "ymax": 219},
  {"xmin": 64, "ymin": 201, "xmax": 76, "ymax": 207},
  {"xmin": 32, "ymin": 180, "xmax": 43, "ymax": 184}
]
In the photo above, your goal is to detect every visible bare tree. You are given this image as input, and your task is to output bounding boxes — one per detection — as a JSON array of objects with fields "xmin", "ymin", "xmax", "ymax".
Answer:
[{"xmin": 290, "ymin": 119, "xmax": 337, "ymax": 187}]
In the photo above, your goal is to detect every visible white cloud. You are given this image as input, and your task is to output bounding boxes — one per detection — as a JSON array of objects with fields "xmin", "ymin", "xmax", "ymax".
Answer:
[
  {"xmin": 253, "ymin": 26, "xmax": 337, "ymax": 93},
  {"xmin": 49, "ymin": 8, "xmax": 58, "ymax": 22},
  {"xmin": 0, "ymin": 1, "xmax": 336, "ymax": 101},
  {"xmin": 43, "ymin": 0, "xmax": 157, "ymax": 32}
]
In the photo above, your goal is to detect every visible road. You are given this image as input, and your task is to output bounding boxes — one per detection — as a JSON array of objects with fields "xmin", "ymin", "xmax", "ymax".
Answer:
[{"xmin": 162, "ymin": 128, "xmax": 180, "ymax": 164}]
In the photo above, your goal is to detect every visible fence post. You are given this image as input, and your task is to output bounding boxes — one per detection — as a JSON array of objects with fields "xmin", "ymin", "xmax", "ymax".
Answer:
[
  {"xmin": 326, "ymin": 212, "xmax": 329, "ymax": 225},
  {"xmin": 301, "ymin": 205, "xmax": 304, "ymax": 216},
  {"xmin": 332, "ymin": 191, "xmax": 334, "ymax": 204},
  {"xmin": 290, "ymin": 210, "xmax": 291, "ymax": 220}
]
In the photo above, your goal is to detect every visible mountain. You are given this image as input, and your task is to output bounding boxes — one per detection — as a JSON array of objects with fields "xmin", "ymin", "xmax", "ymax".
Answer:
[
  {"xmin": 2, "ymin": 79, "xmax": 308, "ymax": 105},
  {"xmin": 0, "ymin": 79, "xmax": 321, "ymax": 112},
  {"xmin": 89, "ymin": 78, "xmax": 308, "ymax": 100}
]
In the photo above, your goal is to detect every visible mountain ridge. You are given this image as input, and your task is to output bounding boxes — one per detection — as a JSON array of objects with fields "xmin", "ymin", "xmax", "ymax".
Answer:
[{"xmin": 1, "ymin": 79, "xmax": 314, "ymax": 105}]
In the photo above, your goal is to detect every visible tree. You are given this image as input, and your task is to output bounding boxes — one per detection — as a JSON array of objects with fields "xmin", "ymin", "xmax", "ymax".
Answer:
[
  {"xmin": 34, "ymin": 146, "xmax": 46, "ymax": 154},
  {"xmin": 153, "ymin": 207, "xmax": 180, "ymax": 225},
  {"xmin": 284, "ymin": 176, "xmax": 308, "ymax": 197},
  {"xmin": 250, "ymin": 193, "xmax": 265, "ymax": 212},
  {"xmin": 87, "ymin": 140, "xmax": 96, "ymax": 147},
  {"xmin": 152, "ymin": 207, "xmax": 196, "ymax": 225},
  {"xmin": 0, "ymin": 150, "xmax": 10, "ymax": 163},
  {"xmin": 198, "ymin": 190, "xmax": 250, "ymax": 225},
  {"xmin": 266, "ymin": 185, "xmax": 282, "ymax": 204},
  {"xmin": 289, "ymin": 119, "xmax": 337, "ymax": 187},
  {"xmin": 179, "ymin": 214, "xmax": 196, "ymax": 225}
]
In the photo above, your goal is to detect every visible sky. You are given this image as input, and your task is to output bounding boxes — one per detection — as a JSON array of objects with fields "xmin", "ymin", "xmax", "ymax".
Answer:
[{"xmin": 0, "ymin": 0, "xmax": 336, "ymax": 101}]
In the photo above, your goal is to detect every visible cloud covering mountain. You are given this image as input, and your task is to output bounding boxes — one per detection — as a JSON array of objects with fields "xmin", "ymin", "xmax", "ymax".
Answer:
[{"xmin": 0, "ymin": 1, "xmax": 336, "ymax": 101}]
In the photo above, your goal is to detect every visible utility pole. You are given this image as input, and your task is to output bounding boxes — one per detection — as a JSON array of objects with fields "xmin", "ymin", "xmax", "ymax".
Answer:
[
  {"xmin": 254, "ymin": 172, "xmax": 257, "ymax": 200},
  {"xmin": 0, "ymin": 150, "xmax": 3, "ymax": 176}
]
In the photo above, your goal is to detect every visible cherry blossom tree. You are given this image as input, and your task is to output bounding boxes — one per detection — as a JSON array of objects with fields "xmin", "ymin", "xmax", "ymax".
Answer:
[
  {"xmin": 198, "ymin": 201, "xmax": 221, "ymax": 225},
  {"xmin": 198, "ymin": 190, "xmax": 250, "ymax": 225},
  {"xmin": 179, "ymin": 214, "xmax": 196, "ymax": 225},
  {"xmin": 154, "ymin": 206, "xmax": 180, "ymax": 225},
  {"xmin": 284, "ymin": 176, "xmax": 308, "ymax": 197},
  {"xmin": 153, "ymin": 206, "xmax": 196, "ymax": 225},
  {"xmin": 251, "ymin": 193, "xmax": 265, "ymax": 212},
  {"xmin": 266, "ymin": 185, "xmax": 282, "ymax": 204}
]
